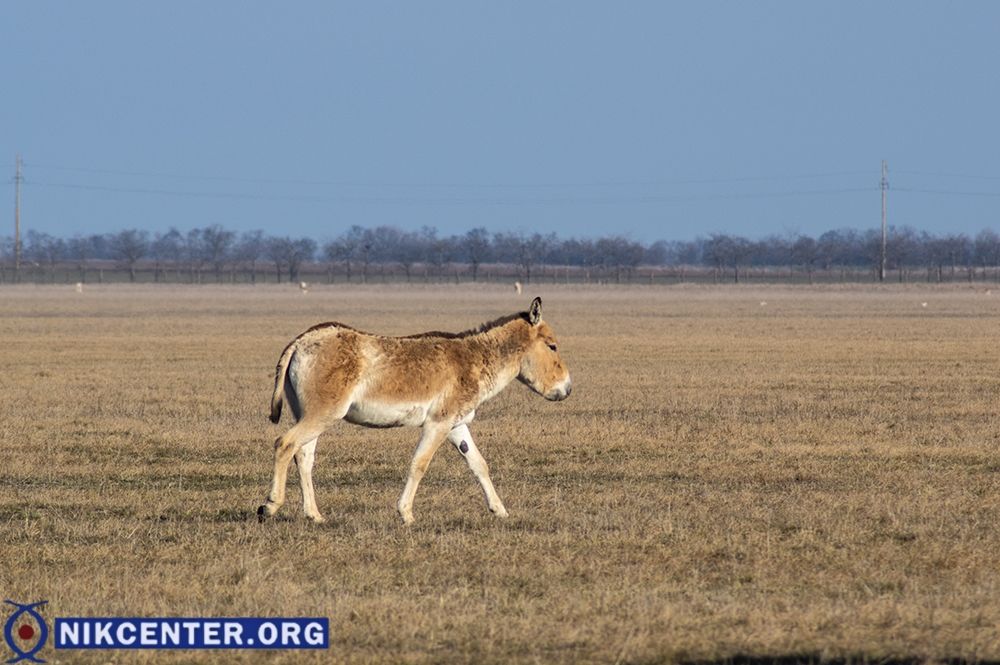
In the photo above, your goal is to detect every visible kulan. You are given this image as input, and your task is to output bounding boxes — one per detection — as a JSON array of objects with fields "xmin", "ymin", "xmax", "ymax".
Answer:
[{"xmin": 257, "ymin": 297, "xmax": 572, "ymax": 524}]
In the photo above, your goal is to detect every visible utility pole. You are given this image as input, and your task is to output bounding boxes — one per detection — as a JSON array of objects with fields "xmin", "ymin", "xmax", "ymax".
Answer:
[
  {"xmin": 879, "ymin": 159, "xmax": 888, "ymax": 282},
  {"xmin": 14, "ymin": 154, "xmax": 22, "ymax": 282}
]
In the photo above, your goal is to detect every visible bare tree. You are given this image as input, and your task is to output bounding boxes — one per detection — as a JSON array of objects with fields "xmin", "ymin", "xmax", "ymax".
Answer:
[
  {"xmin": 396, "ymin": 231, "xmax": 425, "ymax": 283},
  {"xmin": 596, "ymin": 236, "xmax": 644, "ymax": 283},
  {"xmin": 26, "ymin": 231, "xmax": 65, "ymax": 282},
  {"xmin": 110, "ymin": 229, "xmax": 149, "ymax": 282},
  {"xmin": 816, "ymin": 230, "xmax": 842, "ymax": 271},
  {"xmin": 0, "ymin": 235, "xmax": 12, "ymax": 282},
  {"xmin": 493, "ymin": 231, "xmax": 549, "ymax": 283},
  {"xmin": 324, "ymin": 226, "xmax": 366, "ymax": 283},
  {"xmin": 463, "ymin": 227, "xmax": 492, "ymax": 282},
  {"xmin": 791, "ymin": 235, "xmax": 818, "ymax": 283},
  {"xmin": 701, "ymin": 234, "xmax": 753, "ymax": 283},
  {"xmin": 268, "ymin": 236, "xmax": 316, "ymax": 283},
  {"xmin": 184, "ymin": 228, "xmax": 205, "ymax": 283},
  {"xmin": 887, "ymin": 226, "xmax": 921, "ymax": 282},
  {"xmin": 201, "ymin": 225, "xmax": 235, "ymax": 282},
  {"xmin": 235, "ymin": 231, "xmax": 266, "ymax": 284},
  {"xmin": 322, "ymin": 239, "xmax": 348, "ymax": 283},
  {"xmin": 367, "ymin": 226, "xmax": 408, "ymax": 283},
  {"xmin": 943, "ymin": 234, "xmax": 972, "ymax": 280},
  {"xmin": 151, "ymin": 229, "xmax": 184, "ymax": 282},
  {"xmin": 421, "ymin": 226, "xmax": 456, "ymax": 281},
  {"xmin": 644, "ymin": 240, "xmax": 669, "ymax": 266},
  {"xmin": 974, "ymin": 229, "xmax": 1000, "ymax": 280},
  {"xmin": 67, "ymin": 235, "xmax": 94, "ymax": 283}
]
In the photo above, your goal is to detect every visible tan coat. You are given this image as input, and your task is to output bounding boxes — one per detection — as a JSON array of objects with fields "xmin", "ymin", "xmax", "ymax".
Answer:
[{"xmin": 259, "ymin": 297, "xmax": 571, "ymax": 524}]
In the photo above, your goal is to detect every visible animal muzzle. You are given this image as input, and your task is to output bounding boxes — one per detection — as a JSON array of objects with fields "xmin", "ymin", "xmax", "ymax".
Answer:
[{"xmin": 545, "ymin": 377, "xmax": 572, "ymax": 401}]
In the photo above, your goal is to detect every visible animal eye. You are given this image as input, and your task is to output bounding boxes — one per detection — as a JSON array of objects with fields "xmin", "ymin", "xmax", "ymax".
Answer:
[{"xmin": 547, "ymin": 343, "xmax": 557, "ymax": 352}]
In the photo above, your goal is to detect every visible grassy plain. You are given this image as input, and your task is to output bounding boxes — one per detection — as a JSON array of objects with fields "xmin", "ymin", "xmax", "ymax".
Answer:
[{"xmin": 1, "ymin": 284, "xmax": 999, "ymax": 664}]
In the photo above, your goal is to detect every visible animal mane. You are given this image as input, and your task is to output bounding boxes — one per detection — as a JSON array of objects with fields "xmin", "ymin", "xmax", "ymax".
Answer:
[
  {"xmin": 403, "ymin": 311, "xmax": 529, "ymax": 340},
  {"xmin": 290, "ymin": 311, "xmax": 529, "ymax": 344}
]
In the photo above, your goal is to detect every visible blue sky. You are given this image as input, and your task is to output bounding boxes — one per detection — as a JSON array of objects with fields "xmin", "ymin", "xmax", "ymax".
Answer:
[{"xmin": 2, "ymin": 2, "xmax": 999, "ymax": 243}]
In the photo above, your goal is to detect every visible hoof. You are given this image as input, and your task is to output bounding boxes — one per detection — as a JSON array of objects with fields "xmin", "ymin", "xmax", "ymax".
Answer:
[
  {"xmin": 397, "ymin": 500, "xmax": 414, "ymax": 525},
  {"xmin": 256, "ymin": 505, "xmax": 268, "ymax": 523}
]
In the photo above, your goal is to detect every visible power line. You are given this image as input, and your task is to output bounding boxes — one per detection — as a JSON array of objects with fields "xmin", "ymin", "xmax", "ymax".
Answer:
[
  {"xmin": 19, "ymin": 160, "xmax": 1000, "ymax": 191},
  {"xmin": 893, "ymin": 169, "xmax": 1000, "ymax": 181},
  {"xmin": 893, "ymin": 186, "xmax": 1000, "ymax": 198},
  {"xmin": 24, "ymin": 179, "xmax": 877, "ymax": 206},
  {"xmin": 22, "ymin": 161, "xmax": 873, "ymax": 189},
  {"xmin": 17, "ymin": 161, "xmax": 1000, "ymax": 210}
]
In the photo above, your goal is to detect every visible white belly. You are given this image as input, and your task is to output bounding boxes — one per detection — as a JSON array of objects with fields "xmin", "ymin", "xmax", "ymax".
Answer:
[{"xmin": 344, "ymin": 399, "xmax": 429, "ymax": 428}]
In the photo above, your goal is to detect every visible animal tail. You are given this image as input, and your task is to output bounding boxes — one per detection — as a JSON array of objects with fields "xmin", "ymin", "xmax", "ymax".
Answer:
[{"xmin": 269, "ymin": 341, "xmax": 297, "ymax": 424}]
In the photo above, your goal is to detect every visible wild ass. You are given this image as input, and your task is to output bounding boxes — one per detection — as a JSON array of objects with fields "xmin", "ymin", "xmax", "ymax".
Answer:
[{"xmin": 258, "ymin": 297, "xmax": 572, "ymax": 524}]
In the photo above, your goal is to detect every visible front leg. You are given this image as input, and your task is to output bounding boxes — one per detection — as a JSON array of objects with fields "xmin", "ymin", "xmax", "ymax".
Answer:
[
  {"xmin": 397, "ymin": 422, "xmax": 450, "ymax": 524},
  {"xmin": 447, "ymin": 424, "xmax": 508, "ymax": 518}
]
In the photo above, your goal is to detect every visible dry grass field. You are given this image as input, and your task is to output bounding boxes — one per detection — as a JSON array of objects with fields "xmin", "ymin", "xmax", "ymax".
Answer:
[{"xmin": 1, "ymin": 283, "xmax": 999, "ymax": 664}]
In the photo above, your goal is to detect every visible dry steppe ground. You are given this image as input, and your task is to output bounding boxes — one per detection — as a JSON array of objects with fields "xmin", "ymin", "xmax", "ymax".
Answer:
[{"xmin": 1, "ymin": 284, "xmax": 999, "ymax": 664}]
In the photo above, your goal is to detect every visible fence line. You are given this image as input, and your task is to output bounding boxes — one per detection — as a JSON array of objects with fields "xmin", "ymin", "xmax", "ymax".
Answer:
[{"xmin": 3, "ymin": 260, "xmax": 998, "ymax": 286}]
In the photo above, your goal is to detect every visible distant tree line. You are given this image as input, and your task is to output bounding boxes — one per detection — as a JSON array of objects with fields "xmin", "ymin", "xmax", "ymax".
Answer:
[{"xmin": 2, "ymin": 224, "xmax": 999, "ymax": 284}]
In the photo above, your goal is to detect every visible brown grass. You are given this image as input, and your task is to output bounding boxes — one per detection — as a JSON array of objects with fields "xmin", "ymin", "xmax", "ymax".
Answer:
[{"xmin": 1, "ymin": 283, "xmax": 999, "ymax": 664}]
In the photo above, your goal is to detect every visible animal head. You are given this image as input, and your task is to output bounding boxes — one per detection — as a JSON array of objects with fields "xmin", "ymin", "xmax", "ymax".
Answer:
[{"xmin": 517, "ymin": 297, "xmax": 572, "ymax": 401}]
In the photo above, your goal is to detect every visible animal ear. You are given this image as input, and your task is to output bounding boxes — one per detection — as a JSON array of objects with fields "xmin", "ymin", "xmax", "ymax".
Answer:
[{"xmin": 528, "ymin": 297, "xmax": 542, "ymax": 325}]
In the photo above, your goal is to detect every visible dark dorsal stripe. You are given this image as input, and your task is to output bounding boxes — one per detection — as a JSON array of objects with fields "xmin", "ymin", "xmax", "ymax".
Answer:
[
  {"xmin": 402, "ymin": 311, "xmax": 530, "ymax": 340},
  {"xmin": 289, "ymin": 311, "xmax": 530, "ymax": 348}
]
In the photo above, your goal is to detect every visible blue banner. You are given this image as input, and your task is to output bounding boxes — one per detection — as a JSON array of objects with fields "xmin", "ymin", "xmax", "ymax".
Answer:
[{"xmin": 53, "ymin": 618, "xmax": 328, "ymax": 650}]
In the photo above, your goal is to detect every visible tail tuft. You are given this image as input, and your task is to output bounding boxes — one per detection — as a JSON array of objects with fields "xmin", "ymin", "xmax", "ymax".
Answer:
[{"xmin": 268, "ymin": 342, "xmax": 296, "ymax": 425}]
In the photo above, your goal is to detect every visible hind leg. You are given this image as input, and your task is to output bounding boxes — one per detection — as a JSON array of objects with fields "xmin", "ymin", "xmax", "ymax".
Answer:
[
  {"xmin": 259, "ymin": 420, "xmax": 326, "ymax": 520},
  {"xmin": 294, "ymin": 437, "xmax": 324, "ymax": 523}
]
